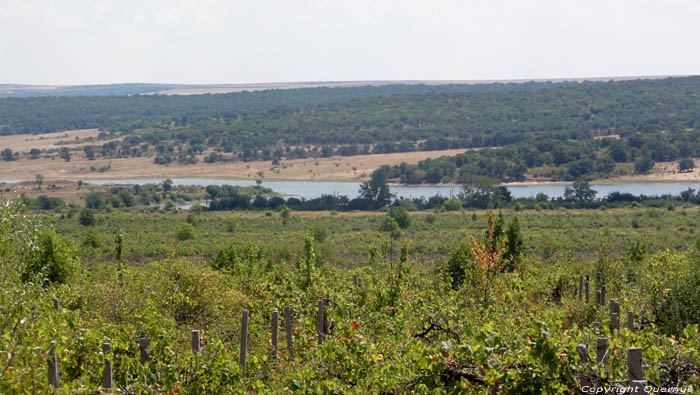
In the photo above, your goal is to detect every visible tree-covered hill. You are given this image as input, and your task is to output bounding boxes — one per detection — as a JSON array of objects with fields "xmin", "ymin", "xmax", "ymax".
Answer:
[{"xmin": 3, "ymin": 76, "xmax": 700, "ymax": 182}]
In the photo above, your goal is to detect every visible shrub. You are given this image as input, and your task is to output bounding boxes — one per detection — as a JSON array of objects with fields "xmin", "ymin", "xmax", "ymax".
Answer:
[
  {"xmin": 653, "ymin": 262, "xmax": 700, "ymax": 336},
  {"xmin": 442, "ymin": 198, "xmax": 462, "ymax": 211},
  {"xmin": 312, "ymin": 224, "xmax": 329, "ymax": 243},
  {"xmin": 388, "ymin": 206, "xmax": 411, "ymax": 229},
  {"xmin": 78, "ymin": 209, "xmax": 95, "ymax": 226},
  {"xmin": 83, "ymin": 229, "xmax": 102, "ymax": 248},
  {"xmin": 21, "ymin": 229, "xmax": 79, "ymax": 285},
  {"xmin": 175, "ymin": 223, "xmax": 196, "ymax": 241}
]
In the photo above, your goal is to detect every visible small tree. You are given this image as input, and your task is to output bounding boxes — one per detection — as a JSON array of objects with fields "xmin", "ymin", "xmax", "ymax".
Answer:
[
  {"xmin": 21, "ymin": 229, "xmax": 79, "ymax": 285},
  {"xmin": 35, "ymin": 174, "xmax": 44, "ymax": 186},
  {"xmin": 176, "ymin": 223, "xmax": 196, "ymax": 240},
  {"xmin": 280, "ymin": 204, "xmax": 291, "ymax": 224},
  {"xmin": 78, "ymin": 209, "xmax": 95, "ymax": 226},
  {"xmin": 388, "ymin": 206, "xmax": 411, "ymax": 229},
  {"xmin": 679, "ymin": 158, "xmax": 695, "ymax": 173},
  {"xmin": 634, "ymin": 157, "xmax": 655, "ymax": 174}
]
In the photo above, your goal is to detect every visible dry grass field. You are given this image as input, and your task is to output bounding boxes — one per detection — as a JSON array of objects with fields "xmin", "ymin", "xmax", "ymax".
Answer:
[
  {"xmin": 0, "ymin": 143, "xmax": 473, "ymax": 181},
  {"xmin": 0, "ymin": 129, "xmax": 101, "ymax": 151}
]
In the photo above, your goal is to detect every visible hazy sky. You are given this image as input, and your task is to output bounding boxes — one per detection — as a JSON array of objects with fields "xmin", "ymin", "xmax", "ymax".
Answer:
[{"xmin": 1, "ymin": 0, "xmax": 699, "ymax": 85}]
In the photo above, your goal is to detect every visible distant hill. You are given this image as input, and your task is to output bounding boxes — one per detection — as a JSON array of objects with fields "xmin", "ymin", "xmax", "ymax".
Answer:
[{"xmin": 0, "ymin": 76, "xmax": 685, "ymax": 97}]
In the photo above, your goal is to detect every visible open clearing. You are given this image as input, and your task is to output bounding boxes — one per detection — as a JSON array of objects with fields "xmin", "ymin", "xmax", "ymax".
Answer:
[
  {"xmin": 0, "ymin": 129, "xmax": 101, "ymax": 151},
  {"xmin": 0, "ymin": 148, "xmax": 473, "ymax": 181}
]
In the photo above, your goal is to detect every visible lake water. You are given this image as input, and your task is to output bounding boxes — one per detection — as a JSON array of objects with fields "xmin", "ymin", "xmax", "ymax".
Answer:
[
  {"xmin": 3, "ymin": 177, "xmax": 699, "ymax": 200},
  {"xmin": 80, "ymin": 178, "xmax": 700, "ymax": 200}
]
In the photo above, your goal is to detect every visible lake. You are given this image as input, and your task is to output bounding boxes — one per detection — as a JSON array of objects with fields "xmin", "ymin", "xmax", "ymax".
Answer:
[
  {"xmin": 3, "ymin": 178, "xmax": 699, "ymax": 200},
  {"xmin": 79, "ymin": 178, "xmax": 700, "ymax": 200}
]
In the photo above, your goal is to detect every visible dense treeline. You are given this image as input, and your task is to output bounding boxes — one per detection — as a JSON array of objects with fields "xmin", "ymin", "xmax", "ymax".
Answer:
[
  {"xmin": 0, "ymin": 84, "xmax": 507, "ymax": 135},
  {"xmin": 5, "ymin": 77, "xmax": 700, "ymax": 182}
]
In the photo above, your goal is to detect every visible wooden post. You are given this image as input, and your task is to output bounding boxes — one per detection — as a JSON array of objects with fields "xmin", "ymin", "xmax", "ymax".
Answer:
[
  {"xmin": 576, "ymin": 344, "xmax": 588, "ymax": 363},
  {"xmin": 578, "ymin": 274, "xmax": 583, "ymax": 301},
  {"xmin": 271, "ymin": 309, "xmax": 279, "ymax": 359},
  {"xmin": 191, "ymin": 330, "xmax": 200, "ymax": 355},
  {"xmin": 613, "ymin": 300, "xmax": 620, "ymax": 315},
  {"xmin": 102, "ymin": 343, "xmax": 113, "ymax": 391},
  {"xmin": 353, "ymin": 274, "xmax": 358, "ymax": 287},
  {"xmin": 585, "ymin": 280, "xmax": 589, "ymax": 303},
  {"xmin": 596, "ymin": 290, "xmax": 601, "ymax": 306},
  {"xmin": 596, "ymin": 271, "xmax": 601, "ymax": 284},
  {"xmin": 627, "ymin": 311, "xmax": 635, "ymax": 331},
  {"xmin": 283, "ymin": 306, "xmax": 294, "ymax": 360},
  {"xmin": 592, "ymin": 322, "xmax": 601, "ymax": 330},
  {"xmin": 240, "ymin": 309, "xmax": 249, "ymax": 376},
  {"xmin": 610, "ymin": 312, "xmax": 619, "ymax": 334},
  {"xmin": 317, "ymin": 299, "xmax": 325, "ymax": 345},
  {"xmin": 139, "ymin": 337, "xmax": 149, "ymax": 364},
  {"xmin": 47, "ymin": 341, "xmax": 59, "ymax": 389},
  {"xmin": 576, "ymin": 344, "xmax": 591, "ymax": 386},
  {"xmin": 627, "ymin": 348, "xmax": 644, "ymax": 382},
  {"xmin": 596, "ymin": 338, "xmax": 608, "ymax": 364},
  {"xmin": 53, "ymin": 297, "xmax": 59, "ymax": 312},
  {"xmin": 601, "ymin": 285, "xmax": 606, "ymax": 307}
]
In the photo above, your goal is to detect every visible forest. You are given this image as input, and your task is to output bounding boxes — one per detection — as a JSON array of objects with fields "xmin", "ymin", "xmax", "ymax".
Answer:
[{"xmin": 3, "ymin": 77, "xmax": 700, "ymax": 183}]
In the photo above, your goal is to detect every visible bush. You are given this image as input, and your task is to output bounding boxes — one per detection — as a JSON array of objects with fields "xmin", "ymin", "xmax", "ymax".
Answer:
[
  {"xmin": 388, "ymin": 206, "xmax": 411, "ymax": 229},
  {"xmin": 78, "ymin": 209, "xmax": 95, "ymax": 226},
  {"xmin": 21, "ymin": 230, "xmax": 79, "ymax": 285},
  {"xmin": 312, "ymin": 224, "xmax": 329, "ymax": 243},
  {"xmin": 176, "ymin": 223, "xmax": 196, "ymax": 241},
  {"xmin": 654, "ymin": 265, "xmax": 700, "ymax": 336},
  {"xmin": 442, "ymin": 198, "xmax": 462, "ymax": 211},
  {"xmin": 83, "ymin": 229, "xmax": 102, "ymax": 248}
]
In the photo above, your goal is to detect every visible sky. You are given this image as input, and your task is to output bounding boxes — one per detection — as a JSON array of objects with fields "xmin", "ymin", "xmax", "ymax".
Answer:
[{"xmin": 1, "ymin": 0, "xmax": 700, "ymax": 85}]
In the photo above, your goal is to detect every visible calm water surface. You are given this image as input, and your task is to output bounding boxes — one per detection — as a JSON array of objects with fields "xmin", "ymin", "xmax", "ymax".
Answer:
[
  {"xmin": 3, "ymin": 178, "xmax": 699, "ymax": 200},
  {"xmin": 81, "ymin": 178, "xmax": 700, "ymax": 200}
]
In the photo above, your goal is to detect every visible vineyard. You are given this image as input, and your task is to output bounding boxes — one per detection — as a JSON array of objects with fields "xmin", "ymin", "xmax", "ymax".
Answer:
[{"xmin": 1, "ymin": 201, "xmax": 699, "ymax": 393}]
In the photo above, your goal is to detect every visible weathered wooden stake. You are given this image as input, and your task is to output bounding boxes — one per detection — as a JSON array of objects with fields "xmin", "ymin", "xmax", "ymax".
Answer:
[
  {"xmin": 283, "ymin": 306, "xmax": 294, "ymax": 360},
  {"xmin": 585, "ymin": 280, "xmax": 590, "ymax": 303},
  {"xmin": 47, "ymin": 341, "xmax": 59, "ymax": 389},
  {"xmin": 271, "ymin": 309, "xmax": 279, "ymax": 359},
  {"xmin": 601, "ymin": 285, "xmax": 606, "ymax": 306},
  {"xmin": 317, "ymin": 299, "xmax": 325, "ymax": 345},
  {"xmin": 576, "ymin": 344, "xmax": 588, "ymax": 363},
  {"xmin": 596, "ymin": 338, "xmax": 608, "ymax": 364},
  {"xmin": 240, "ymin": 309, "xmax": 249, "ymax": 376},
  {"xmin": 610, "ymin": 312, "xmax": 619, "ymax": 334},
  {"xmin": 53, "ymin": 297, "xmax": 59, "ymax": 312},
  {"xmin": 627, "ymin": 311, "xmax": 635, "ymax": 332},
  {"xmin": 627, "ymin": 348, "xmax": 644, "ymax": 382},
  {"xmin": 592, "ymin": 322, "xmax": 601, "ymax": 330},
  {"xmin": 578, "ymin": 274, "xmax": 583, "ymax": 301},
  {"xmin": 576, "ymin": 344, "xmax": 591, "ymax": 386},
  {"xmin": 596, "ymin": 290, "xmax": 602, "ymax": 306},
  {"xmin": 139, "ymin": 337, "xmax": 149, "ymax": 364},
  {"xmin": 102, "ymin": 343, "xmax": 113, "ymax": 391},
  {"xmin": 353, "ymin": 274, "xmax": 358, "ymax": 287},
  {"xmin": 596, "ymin": 271, "xmax": 601, "ymax": 284},
  {"xmin": 191, "ymin": 330, "xmax": 200, "ymax": 355}
]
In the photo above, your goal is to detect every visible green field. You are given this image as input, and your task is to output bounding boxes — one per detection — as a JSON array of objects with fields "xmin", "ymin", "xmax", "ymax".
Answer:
[{"xmin": 2, "ymin": 203, "xmax": 699, "ymax": 393}]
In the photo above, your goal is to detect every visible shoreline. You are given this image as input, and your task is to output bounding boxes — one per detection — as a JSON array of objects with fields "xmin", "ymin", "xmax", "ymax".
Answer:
[{"xmin": 3, "ymin": 176, "xmax": 700, "ymax": 187}]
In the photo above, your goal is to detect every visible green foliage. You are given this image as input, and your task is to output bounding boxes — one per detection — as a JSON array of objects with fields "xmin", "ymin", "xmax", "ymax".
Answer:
[
  {"xmin": 653, "ymin": 257, "xmax": 700, "ymax": 336},
  {"xmin": 78, "ymin": 208, "xmax": 95, "ymax": 226},
  {"xmin": 20, "ymin": 229, "xmax": 79, "ymax": 285},
  {"xmin": 388, "ymin": 206, "xmax": 411, "ymax": 229},
  {"xmin": 175, "ymin": 223, "xmax": 196, "ymax": 241},
  {"xmin": 311, "ymin": 223, "xmax": 328, "ymax": 243}
]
